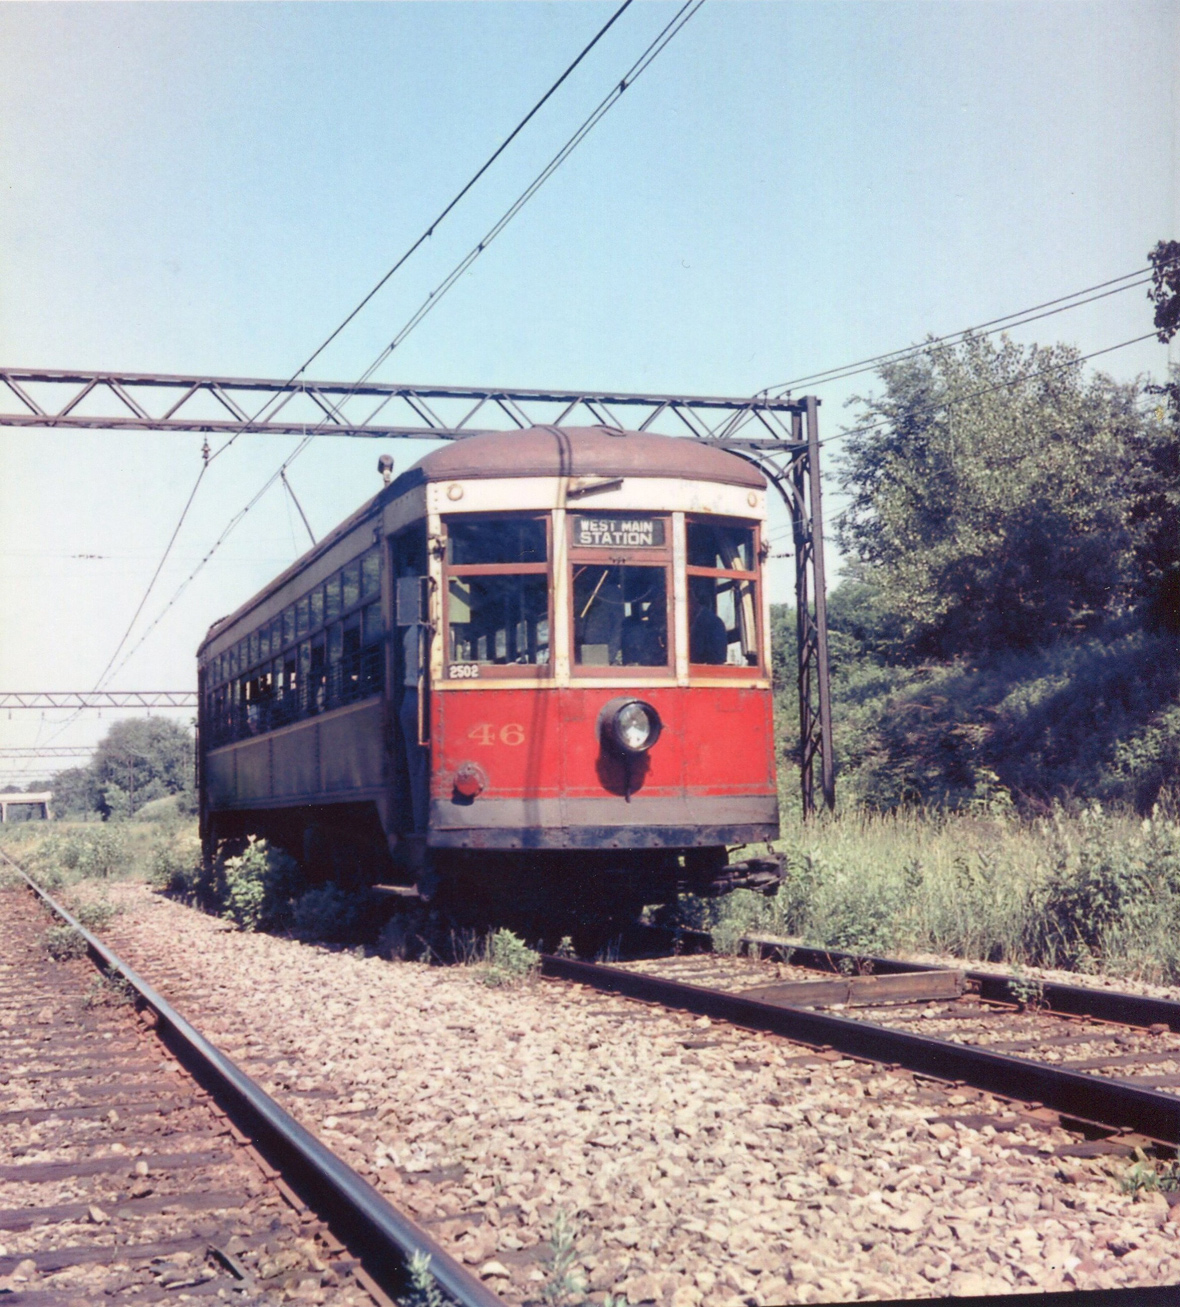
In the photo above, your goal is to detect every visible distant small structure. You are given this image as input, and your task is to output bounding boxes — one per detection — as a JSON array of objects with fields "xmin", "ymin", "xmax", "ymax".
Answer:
[{"xmin": 0, "ymin": 791, "xmax": 52, "ymax": 822}]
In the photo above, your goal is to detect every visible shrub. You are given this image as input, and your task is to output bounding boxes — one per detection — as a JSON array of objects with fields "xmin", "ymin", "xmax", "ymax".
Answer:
[
  {"xmin": 72, "ymin": 896, "xmax": 117, "ymax": 932},
  {"xmin": 78, "ymin": 826, "xmax": 126, "ymax": 879},
  {"xmin": 149, "ymin": 836, "xmax": 201, "ymax": 894},
  {"xmin": 480, "ymin": 929, "xmax": 540, "ymax": 986},
  {"xmin": 221, "ymin": 837, "xmax": 301, "ymax": 932},
  {"xmin": 1031, "ymin": 806, "xmax": 1180, "ymax": 977},
  {"xmin": 540, "ymin": 1210, "xmax": 585, "ymax": 1307},
  {"xmin": 45, "ymin": 925, "xmax": 87, "ymax": 961},
  {"xmin": 291, "ymin": 882, "xmax": 366, "ymax": 942},
  {"xmin": 84, "ymin": 968, "xmax": 135, "ymax": 1008}
]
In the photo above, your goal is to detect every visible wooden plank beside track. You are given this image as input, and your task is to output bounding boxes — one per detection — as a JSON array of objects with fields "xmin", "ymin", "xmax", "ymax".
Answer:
[{"xmin": 738, "ymin": 969, "xmax": 966, "ymax": 1010}]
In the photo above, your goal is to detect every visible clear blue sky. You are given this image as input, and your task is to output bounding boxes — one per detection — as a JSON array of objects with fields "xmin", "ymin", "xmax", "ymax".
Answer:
[{"xmin": 0, "ymin": 1, "xmax": 1175, "ymax": 768}]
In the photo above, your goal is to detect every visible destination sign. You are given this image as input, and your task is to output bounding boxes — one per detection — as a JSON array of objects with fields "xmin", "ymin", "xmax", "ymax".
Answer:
[{"xmin": 573, "ymin": 516, "xmax": 666, "ymax": 549}]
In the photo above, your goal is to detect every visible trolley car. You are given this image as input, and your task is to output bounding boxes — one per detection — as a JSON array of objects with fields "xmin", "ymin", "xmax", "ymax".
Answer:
[{"xmin": 197, "ymin": 425, "xmax": 779, "ymax": 912}]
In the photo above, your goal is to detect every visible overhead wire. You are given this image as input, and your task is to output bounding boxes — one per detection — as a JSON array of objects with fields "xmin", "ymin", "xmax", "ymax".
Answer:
[
  {"xmin": 760, "ymin": 266, "xmax": 1157, "ymax": 397},
  {"xmin": 84, "ymin": 0, "xmax": 639, "ymax": 699},
  {"xmin": 217, "ymin": 0, "xmax": 706, "ymax": 460},
  {"xmin": 758, "ymin": 329, "xmax": 1160, "ymax": 554},
  {"xmin": 819, "ymin": 330, "xmax": 1158, "ymax": 452},
  {"xmin": 211, "ymin": 0, "xmax": 637, "ymax": 460},
  {"xmin": 101, "ymin": 0, "xmax": 706, "ymax": 688}
]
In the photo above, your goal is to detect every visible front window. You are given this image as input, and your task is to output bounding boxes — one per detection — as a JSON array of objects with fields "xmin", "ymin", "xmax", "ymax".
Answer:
[
  {"xmin": 570, "ymin": 514, "xmax": 672, "ymax": 671},
  {"xmin": 687, "ymin": 519, "xmax": 761, "ymax": 668},
  {"xmin": 573, "ymin": 565, "xmax": 668, "ymax": 666},
  {"xmin": 445, "ymin": 516, "xmax": 551, "ymax": 675}
]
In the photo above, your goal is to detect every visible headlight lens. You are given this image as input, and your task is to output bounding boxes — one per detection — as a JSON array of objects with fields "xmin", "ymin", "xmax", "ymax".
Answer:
[
  {"xmin": 599, "ymin": 698, "xmax": 662, "ymax": 755},
  {"xmin": 617, "ymin": 702, "xmax": 655, "ymax": 751}
]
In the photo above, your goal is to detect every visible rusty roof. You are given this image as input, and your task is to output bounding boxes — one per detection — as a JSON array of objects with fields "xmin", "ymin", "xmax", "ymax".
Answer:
[{"xmin": 408, "ymin": 426, "xmax": 766, "ymax": 489}]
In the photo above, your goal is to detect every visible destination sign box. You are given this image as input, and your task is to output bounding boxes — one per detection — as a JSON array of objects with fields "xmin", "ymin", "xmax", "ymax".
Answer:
[{"xmin": 573, "ymin": 516, "xmax": 666, "ymax": 548}]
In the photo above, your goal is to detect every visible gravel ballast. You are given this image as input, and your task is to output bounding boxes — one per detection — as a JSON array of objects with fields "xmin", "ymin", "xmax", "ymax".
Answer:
[{"xmin": 90, "ymin": 883, "xmax": 1180, "ymax": 1305}]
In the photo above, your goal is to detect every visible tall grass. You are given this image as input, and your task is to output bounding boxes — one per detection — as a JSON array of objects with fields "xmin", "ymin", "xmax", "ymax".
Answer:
[
  {"xmin": 0, "ymin": 816, "xmax": 199, "ymax": 893},
  {"xmin": 687, "ymin": 802, "xmax": 1180, "ymax": 986}
]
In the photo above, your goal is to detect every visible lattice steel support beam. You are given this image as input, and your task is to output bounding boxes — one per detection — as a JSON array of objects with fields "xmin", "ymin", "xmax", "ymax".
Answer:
[
  {"xmin": 0, "ymin": 367, "xmax": 802, "ymax": 444},
  {"xmin": 0, "ymin": 692, "xmax": 196, "ymax": 710}
]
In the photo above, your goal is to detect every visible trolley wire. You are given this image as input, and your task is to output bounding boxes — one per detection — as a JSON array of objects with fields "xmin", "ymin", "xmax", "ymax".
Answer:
[
  {"xmin": 760, "ymin": 267, "xmax": 1159, "ymax": 399},
  {"xmin": 209, "ymin": 0, "xmax": 705, "ymax": 464},
  {"xmin": 758, "ymin": 330, "xmax": 1159, "ymax": 551},
  {"xmin": 212, "ymin": 0, "xmax": 636, "ymax": 459},
  {"xmin": 81, "ymin": 1, "xmax": 638, "ymax": 704},
  {"xmin": 97, "ymin": 0, "xmax": 705, "ymax": 689}
]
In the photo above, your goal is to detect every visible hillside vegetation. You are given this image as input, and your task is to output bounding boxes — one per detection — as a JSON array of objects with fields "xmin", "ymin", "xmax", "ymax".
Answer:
[{"xmin": 774, "ymin": 322, "xmax": 1180, "ymax": 817}]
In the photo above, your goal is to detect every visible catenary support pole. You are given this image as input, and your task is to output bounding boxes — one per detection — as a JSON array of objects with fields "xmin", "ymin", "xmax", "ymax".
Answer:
[{"xmin": 805, "ymin": 396, "xmax": 835, "ymax": 810}]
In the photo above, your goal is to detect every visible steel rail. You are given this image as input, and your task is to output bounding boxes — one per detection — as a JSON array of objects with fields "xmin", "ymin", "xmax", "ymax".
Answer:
[
  {"xmin": 4, "ymin": 851, "xmax": 504, "ymax": 1307},
  {"xmin": 747, "ymin": 939, "xmax": 1180, "ymax": 1033},
  {"xmin": 540, "ymin": 955, "xmax": 1180, "ymax": 1145},
  {"xmin": 635, "ymin": 926, "xmax": 1180, "ymax": 1033}
]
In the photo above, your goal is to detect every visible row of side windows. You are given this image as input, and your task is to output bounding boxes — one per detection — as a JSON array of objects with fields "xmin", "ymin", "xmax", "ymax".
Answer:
[
  {"xmin": 205, "ymin": 547, "xmax": 381, "ymax": 688},
  {"xmin": 203, "ymin": 547, "xmax": 384, "ymax": 745}
]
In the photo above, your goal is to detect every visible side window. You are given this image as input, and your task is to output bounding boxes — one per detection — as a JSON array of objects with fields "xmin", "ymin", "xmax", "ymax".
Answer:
[
  {"xmin": 343, "ymin": 611, "xmax": 362, "ymax": 657},
  {"xmin": 363, "ymin": 602, "xmax": 383, "ymax": 646},
  {"xmin": 310, "ymin": 634, "xmax": 327, "ymax": 713},
  {"xmin": 296, "ymin": 596, "xmax": 310, "ymax": 640},
  {"xmin": 325, "ymin": 574, "xmax": 342, "ymax": 624},
  {"xmin": 310, "ymin": 586, "xmax": 324, "ymax": 630},
  {"xmin": 361, "ymin": 548, "xmax": 381, "ymax": 599},
  {"xmin": 444, "ymin": 516, "xmax": 550, "ymax": 672},
  {"xmin": 342, "ymin": 560, "xmax": 361, "ymax": 610},
  {"xmin": 283, "ymin": 606, "xmax": 296, "ymax": 647},
  {"xmin": 686, "ymin": 520, "xmax": 761, "ymax": 668}
]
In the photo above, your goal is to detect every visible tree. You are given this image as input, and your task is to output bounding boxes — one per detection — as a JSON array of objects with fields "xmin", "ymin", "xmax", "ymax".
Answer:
[
  {"xmin": 92, "ymin": 718, "xmax": 194, "ymax": 818},
  {"xmin": 1124, "ymin": 375, "xmax": 1180, "ymax": 633},
  {"xmin": 49, "ymin": 766, "xmax": 102, "ymax": 819},
  {"xmin": 838, "ymin": 334, "xmax": 1142, "ymax": 659},
  {"xmin": 1148, "ymin": 240, "xmax": 1180, "ymax": 344},
  {"xmin": 1136, "ymin": 242, "xmax": 1180, "ymax": 632}
]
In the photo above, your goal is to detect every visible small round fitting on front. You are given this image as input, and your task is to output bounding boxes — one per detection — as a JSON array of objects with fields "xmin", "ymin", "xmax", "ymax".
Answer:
[
  {"xmin": 598, "ymin": 697, "xmax": 662, "ymax": 756},
  {"xmin": 453, "ymin": 761, "xmax": 488, "ymax": 798}
]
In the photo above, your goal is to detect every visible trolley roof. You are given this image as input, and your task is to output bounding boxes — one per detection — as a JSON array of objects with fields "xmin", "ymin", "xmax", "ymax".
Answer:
[
  {"xmin": 406, "ymin": 425, "xmax": 766, "ymax": 489},
  {"xmin": 200, "ymin": 426, "xmax": 765, "ymax": 648}
]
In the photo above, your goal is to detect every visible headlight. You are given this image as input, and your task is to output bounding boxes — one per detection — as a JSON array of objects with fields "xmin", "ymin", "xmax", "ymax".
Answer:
[{"xmin": 599, "ymin": 697, "xmax": 662, "ymax": 755}]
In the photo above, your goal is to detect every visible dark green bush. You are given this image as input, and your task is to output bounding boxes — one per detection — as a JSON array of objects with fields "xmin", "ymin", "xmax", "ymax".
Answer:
[
  {"xmin": 221, "ymin": 837, "xmax": 302, "ymax": 932},
  {"xmin": 291, "ymin": 882, "xmax": 366, "ymax": 941}
]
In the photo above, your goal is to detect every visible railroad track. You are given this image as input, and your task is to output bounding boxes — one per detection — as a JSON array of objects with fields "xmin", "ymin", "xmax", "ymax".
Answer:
[
  {"xmin": 540, "ymin": 938, "xmax": 1180, "ymax": 1157},
  {"xmin": 0, "ymin": 853, "xmax": 502, "ymax": 1307}
]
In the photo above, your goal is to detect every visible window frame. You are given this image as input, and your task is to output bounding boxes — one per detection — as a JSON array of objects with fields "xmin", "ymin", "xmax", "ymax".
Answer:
[
  {"xmin": 568, "ymin": 513, "xmax": 675, "ymax": 677},
  {"xmin": 442, "ymin": 512, "xmax": 553, "ymax": 681},
  {"xmin": 685, "ymin": 515, "xmax": 765, "ymax": 676}
]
